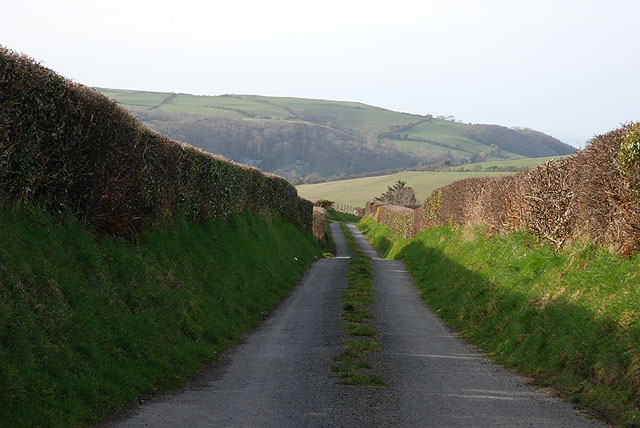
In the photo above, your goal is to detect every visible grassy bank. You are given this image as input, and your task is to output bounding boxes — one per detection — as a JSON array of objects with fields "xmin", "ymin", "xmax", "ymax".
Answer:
[
  {"xmin": 0, "ymin": 204, "xmax": 320, "ymax": 428},
  {"xmin": 358, "ymin": 216, "xmax": 640, "ymax": 427}
]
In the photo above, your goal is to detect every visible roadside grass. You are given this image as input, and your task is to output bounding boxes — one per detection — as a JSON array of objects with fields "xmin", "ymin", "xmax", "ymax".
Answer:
[
  {"xmin": 320, "ymin": 220, "xmax": 336, "ymax": 257},
  {"xmin": 331, "ymin": 361, "xmax": 373, "ymax": 372},
  {"xmin": 357, "ymin": 216, "xmax": 411, "ymax": 260},
  {"xmin": 342, "ymin": 308, "xmax": 372, "ymax": 323},
  {"xmin": 331, "ymin": 223, "xmax": 387, "ymax": 387},
  {"xmin": 0, "ymin": 203, "xmax": 320, "ymax": 428},
  {"xmin": 334, "ymin": 350, "xmax": 366, "ymax": 361},
  {"xmin": 358, "ymin": 216, "xmax": 640, "ymax": 427},
  {"xmin": 346, "ymin": 340, "xmax": 383, "ymax": 353}
]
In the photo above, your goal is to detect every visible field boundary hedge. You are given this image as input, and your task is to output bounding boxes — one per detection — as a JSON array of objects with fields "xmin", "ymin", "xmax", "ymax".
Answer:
[
  {"xmin": 0, "ymin": 46, "xmax": 311, "ymax": 235},
  {"xmin": 367, "ymin": 123, "xmax": 640, "ymax": 254}
]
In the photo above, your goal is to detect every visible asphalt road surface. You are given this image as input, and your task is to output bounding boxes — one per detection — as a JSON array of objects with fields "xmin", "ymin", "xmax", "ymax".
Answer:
[{"xmin": 106, "ymin": 222, "xmax": 606, "ymax": 427}]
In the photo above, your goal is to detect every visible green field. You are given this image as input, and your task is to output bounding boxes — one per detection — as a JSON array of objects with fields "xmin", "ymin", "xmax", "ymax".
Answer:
[
  {"xmin": 98, "ymin": 89, "xmax": 292, "ymax": 119},
  {"xmin": 386, "ymin": 137, "xmax": 468, "ymax": 157},
  {"xmin": 397, "ymin": 119, "xmax": 526, "ymax": 159},
  {"xmin": 405, "ymin": 119, "xmax": 480, "ymax": 150},
  {"xmin": 246, "ymin": 95, "xmax": 423, "ymax": 134},
  {"xmin": 96, "ymin": 89, "xmax": 519, "ymax": 153},
  {"xmin": 97, "ymin": 89, "xmax": 423, "ymax": 133},
  {"xmin": 296, "ymin": 156, "xmax": 570, "ymax": 207},
  {"xmin": 444, "ymin": 154, "xmax": 572, "ymax": 171},
  {"xmin": 98, "ymin": 88, "xmax": 172, "ymax": 110},
  {"xmin": 296, "ymin": 170, "xmax": 508, "ymax": 208}
]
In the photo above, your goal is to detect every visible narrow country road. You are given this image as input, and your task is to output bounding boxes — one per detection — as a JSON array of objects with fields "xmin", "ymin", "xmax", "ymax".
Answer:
[{"xmin": 105, "ymin": 222, "xmax": 606, "ymax": 427}]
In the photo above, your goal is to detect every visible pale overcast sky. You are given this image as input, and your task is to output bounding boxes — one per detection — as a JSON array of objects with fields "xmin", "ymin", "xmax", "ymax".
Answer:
[{"xmin": 2, "ymin": 0, "xmax": 639, "ymax": 148}]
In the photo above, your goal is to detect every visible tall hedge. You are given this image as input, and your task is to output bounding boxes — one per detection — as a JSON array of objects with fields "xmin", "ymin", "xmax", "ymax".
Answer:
[
  {"xmin": 0, "ymin": 47, "xmax": 311, "ymax": 234},
  {"xmin": 365, "ymin": 124, "xmax": 640, "ymax": 254},
  {"xmin": 420, "ymin": 124, "xmax": 640, "ymax": 254}
]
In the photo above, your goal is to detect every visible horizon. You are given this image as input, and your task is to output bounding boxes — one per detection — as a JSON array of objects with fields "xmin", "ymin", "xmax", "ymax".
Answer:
[
  {"xmin": 3, "ymin": 0, "xmax": 640, "ymax": 149},
  {"xmin": 92, "ymin": 86, "xmax": 579, "ymax": 146}
]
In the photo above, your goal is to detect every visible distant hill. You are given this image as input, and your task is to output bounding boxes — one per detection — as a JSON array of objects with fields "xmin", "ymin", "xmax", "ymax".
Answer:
[
  {"xmin": 138, "ymin": 112, "xmax": 418, "ymax": 181},
  {"xmin": 98, "ymin": 89, "xmax": 576, "ymax": 183},
  {"xmin": 466, "ymin": 125, "xmax": 575, "ymax": 158}
]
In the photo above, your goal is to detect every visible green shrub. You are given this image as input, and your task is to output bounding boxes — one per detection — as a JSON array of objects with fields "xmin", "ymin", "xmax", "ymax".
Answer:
[
  {"xmin": 618, "ymin": 122, "xmax": 640, "ymax": 186},
  {"xmin": 315, "ymin": 198, "xmax": 334, "ymax": 209},
  {"xmin": 424, "ymin": 189, "xmax": 441, "ymax": 220}
]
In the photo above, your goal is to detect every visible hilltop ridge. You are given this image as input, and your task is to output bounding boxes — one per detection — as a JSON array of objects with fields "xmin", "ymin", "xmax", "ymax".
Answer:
[{"xmin": 98, "ymin": 89, "xmax": 576, "ymax": 183}]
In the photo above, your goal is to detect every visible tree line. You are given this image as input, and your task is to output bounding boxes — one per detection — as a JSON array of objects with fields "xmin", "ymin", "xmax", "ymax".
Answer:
[{"xmin": 134, "ymin": 111, "xmax": 447, "ymax": 183}]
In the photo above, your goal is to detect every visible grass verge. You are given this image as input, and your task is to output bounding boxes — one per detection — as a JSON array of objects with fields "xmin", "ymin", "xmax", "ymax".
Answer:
[
  {"xmin": 358, "ymin": 215, "xmax": 640, "ymax": 427},
  {"xmin": 331, "ymin": 223, "xmax": 386, "ymax": 387},
  {"xmin": 0, "ymin": 203, "xmax": 320, "ymax": 428}
]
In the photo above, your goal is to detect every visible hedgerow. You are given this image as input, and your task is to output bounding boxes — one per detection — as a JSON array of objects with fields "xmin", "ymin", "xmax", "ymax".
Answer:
[
  {"xmin": 366, "ymin": 123, "xmax": 640, "ymax": 254},
  {"xmin": 376, "ymin": 205, "xmax": 415, "ymax": 238},
  {"xmin": 0, "ymin": 46, "xmax": 311, "ymax": 235}
]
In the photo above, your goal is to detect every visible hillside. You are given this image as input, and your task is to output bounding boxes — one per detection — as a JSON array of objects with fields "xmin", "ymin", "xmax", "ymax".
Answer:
[
  {"xmin": 467, "ymin": 124, "xmax": 575, "ymax": 158},
  {"xmin": 98, "ymin": 89, "xmax": 576, "ymax": 183}
]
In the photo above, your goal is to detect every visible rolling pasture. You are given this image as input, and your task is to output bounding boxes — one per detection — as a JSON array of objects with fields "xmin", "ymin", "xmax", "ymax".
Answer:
[
  {"xmin": 296, "ymin": 170, "xmax": 509, "ymax": 208},
  {"xmin": 296, "ymin": 155, "xmax": 567, "ymax": 207},
  {"xmin": 97, "ymin": 89, "xmax": 423, "ymax": 133}
]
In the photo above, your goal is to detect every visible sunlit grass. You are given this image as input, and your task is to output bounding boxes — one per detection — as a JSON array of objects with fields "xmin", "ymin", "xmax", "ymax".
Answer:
[{"xmin": 359, "ymin": 216, "xmax": 640, "ymax": 427}]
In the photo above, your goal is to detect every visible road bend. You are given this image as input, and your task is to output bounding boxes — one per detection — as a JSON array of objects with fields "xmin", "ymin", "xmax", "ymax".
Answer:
[{"xmin": 106, "ymin": 222, "xmax": 606, "ymax": 428}]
